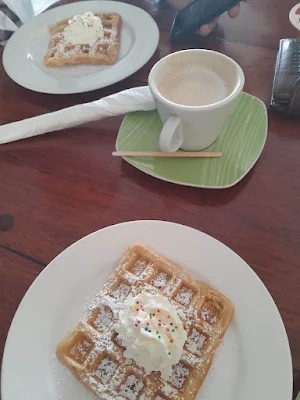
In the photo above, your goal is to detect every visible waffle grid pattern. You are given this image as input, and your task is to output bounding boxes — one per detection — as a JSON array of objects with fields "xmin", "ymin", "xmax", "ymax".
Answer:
[
  {"xmin": 44, "ymin": 13, "xmax": 121, "ymax": 66},
  {"xmin": 56, "ymin": 244, "xmax": 234, "ymax": 400}
]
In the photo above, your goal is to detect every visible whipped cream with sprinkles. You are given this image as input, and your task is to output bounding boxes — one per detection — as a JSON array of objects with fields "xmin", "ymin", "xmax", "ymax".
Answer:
[
  {"xmin": 63, "ymin": 11, "xmax": 104, "ymax": 46},
  {"xmin": 114, "ymin": 292, "xmax": 187, "ymax": 380}
]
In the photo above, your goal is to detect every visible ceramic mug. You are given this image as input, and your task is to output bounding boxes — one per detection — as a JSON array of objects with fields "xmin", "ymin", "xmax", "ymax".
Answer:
[{"xmin": 148, "ymin": 49, "xmax": 245, "ymax": 152}]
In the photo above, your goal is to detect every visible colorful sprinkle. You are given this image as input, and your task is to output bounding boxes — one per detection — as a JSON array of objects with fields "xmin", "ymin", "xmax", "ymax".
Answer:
[
  {"xmin": 138, "ymin": 321, "xmax": 140, "ymax": 324},
  {"xmin": 149, "ymin": 330, "xmax": 152, "ymax": 333},
  {"xmin": 158, "ymin": 323, "xmax": 161, "ymax": 327},
  {"xmin": 167, "ymin": 328, "xmax": 169, "ymax": 332},
  {"xmin": 168, "ymin": 352, "xmax": 171, "ymax": 355},
  {"xmin": 168, "ymin": 316, "xmax": 170, "ymax": 319},
  {"xmin": 147, "ymin": 323, "xmax": 150, "ymax": 326},
  {"xmin": 172, "ymin": 329, "xmax": 175, "ymax": 332},
  {"xmin": 136, "ymin": 301, "xmax": 139, "ymax": 304},
  {"xmin": 157, "ymin": 310, "xmax": 160, "ymax": 313},
  {"xmin": 175, "ymin": 325, "xmax": 178, "ymax": 329},
  {"xmin": 170, "ymin": 323, "xmax": 173, "ymax": 326},
  {"xmin": 158, "ymin": 336, "xmax": 161, "ymax": 339},
  {"xmin": 145, "ymin": 327, "xmax": 148, "ymax": 331},
  {"xmin": 156, "ymin": 331, "xmax": 159, "ymax": 334},
  {"xmin": 170, "ymin": 339, "xmax": 173, "ymax": 343},
  {"xmin": 153, "ymin": 313, "xmax": 155, "ymax": 316}
]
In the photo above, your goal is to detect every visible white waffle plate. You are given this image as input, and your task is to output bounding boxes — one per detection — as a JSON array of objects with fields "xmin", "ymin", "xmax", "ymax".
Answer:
[
  {"xmin": 3, "ymin": 1, "xmax": 159, "ymax": 94},
  {"xmin": 1, "ymin": 221, "xmax": 292, "ymax": 400}
]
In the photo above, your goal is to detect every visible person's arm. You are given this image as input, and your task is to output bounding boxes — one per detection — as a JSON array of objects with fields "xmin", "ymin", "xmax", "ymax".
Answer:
[{"xmin": 166, "ymin": 0, "xmax": 242, "ymax": 36}]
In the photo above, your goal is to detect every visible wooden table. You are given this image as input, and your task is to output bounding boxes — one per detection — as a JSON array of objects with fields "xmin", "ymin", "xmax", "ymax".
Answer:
[{"xmin": 1, "ymin": 0, "xmax": 300, "ymax": 397}]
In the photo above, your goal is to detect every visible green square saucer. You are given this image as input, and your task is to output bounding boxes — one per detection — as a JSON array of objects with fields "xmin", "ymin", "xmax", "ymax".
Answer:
[{"xmin": 116, "ymin": 92, "xmax": 268, "ymax": 189}]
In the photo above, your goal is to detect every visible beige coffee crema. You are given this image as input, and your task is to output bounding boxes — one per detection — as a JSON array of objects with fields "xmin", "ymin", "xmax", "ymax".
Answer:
[{"xmin": 158, "ymin": 65, "xmax": 232, "ymax": 107}]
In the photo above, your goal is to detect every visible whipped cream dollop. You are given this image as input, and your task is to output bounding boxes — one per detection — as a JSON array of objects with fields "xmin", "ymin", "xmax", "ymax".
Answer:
[
  {"xmin": 63, "ymin": 11, "xmax": 104, "ymax": 46},
  {"xmin": 115, "ymin": 293, "xmax": 187, "ymax": 380}
]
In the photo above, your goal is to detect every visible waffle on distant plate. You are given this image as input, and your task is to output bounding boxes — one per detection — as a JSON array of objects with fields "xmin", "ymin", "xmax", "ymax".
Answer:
[
  {"xmin": 56, "ymin": 244, "xmax": 234, "ymax": 399},
  {"xmin": 44, "ymin": 13, "xmax": 121, "ymax": 67}
]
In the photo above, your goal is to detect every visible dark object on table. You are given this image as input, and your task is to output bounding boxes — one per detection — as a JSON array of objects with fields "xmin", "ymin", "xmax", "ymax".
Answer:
[
  {"xmin": 0, "ymin": 1, "xmax": 21, "ymax": 41},
  {"xmin": 0, "ymin": 214, "xmax": 14, "ymax": 232},
  {"xmin": 271, "ymin": 39, "xmax": 300, "ymax": 117},
  {"xmin": 170, "ymin": 0, "xmax": 240, "ymax": 42}
]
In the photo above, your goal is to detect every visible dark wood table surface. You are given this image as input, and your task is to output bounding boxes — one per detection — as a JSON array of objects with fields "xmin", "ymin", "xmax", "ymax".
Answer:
[{"xmin": 1, "ymin": 0, "xmax": 300, "ymax": 397}]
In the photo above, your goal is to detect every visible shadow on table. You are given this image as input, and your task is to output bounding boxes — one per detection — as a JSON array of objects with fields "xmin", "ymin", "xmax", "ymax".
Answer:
[
  {"xmin": 294, "ymin": 369, "xmax": 300, "ymax": 400},
  {"xmin": 120, "ymin": 158, "xmax": 255, "ymax": 207}
]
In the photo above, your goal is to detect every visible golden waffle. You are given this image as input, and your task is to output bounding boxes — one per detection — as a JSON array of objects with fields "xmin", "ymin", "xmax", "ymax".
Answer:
[
  {"xmin": 44, "ymin": 13, "xmax": 121, "ymax": 67},
  {"xmin": 56, "ymin": 244, "xmax": 234, "ymax": 399}
]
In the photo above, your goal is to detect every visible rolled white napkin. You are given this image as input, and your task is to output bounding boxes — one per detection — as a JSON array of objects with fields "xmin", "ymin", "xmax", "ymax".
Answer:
[{"xmin": 0, "ymin": 86, "xmax": 156, "ymax": 145}]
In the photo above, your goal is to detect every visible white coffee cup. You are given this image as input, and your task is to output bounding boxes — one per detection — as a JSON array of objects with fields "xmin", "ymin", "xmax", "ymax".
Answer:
[{"xmin": 148, "ymin": 49, "xmax": 245, "ymax": 152}]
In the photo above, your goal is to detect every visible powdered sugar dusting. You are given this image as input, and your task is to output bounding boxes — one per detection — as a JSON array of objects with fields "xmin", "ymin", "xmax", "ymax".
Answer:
[
  {"xmin": 151, "ymin": 272, "xmax": 170, "ymax": 289},
  {"xmin": 161, "ymin": 383, "xmax": 178, "ymax": 397},
  {"xmin": 56, "ymin": 245, "xmax": 233, "ymax": 400},
  {"xmin": 93, "ymin": 305, "xmax": 113, "ymax": 332},
  {"xmin": 131, "ymin": 260, "xmax": 147, "ymax": 276},
  {"xmin": 203, "ymin": 321, "xmax": 221, "ymax": 336},
  {"xmin": 45, "ymin": 13, "xmax": 119, "ymax": 65},
  {"xmin": 200, "ymin": 300, "xmax": 221, "ymax": 324},
  {"xmin": 120, "ymin": 375, "xmax": 144, "ymax": 399},
  {"xmin": 94, "ymin": 357, "xmax": 117, "ymax": 383},
  {"xmin": 168, "ymin": 362, "xmax": 190, "ymax": 389},
  {"xmin": 175, "ymin": 287, "xmax": 194, "ymax": 306},
  {"xmin": 112, "ymin": 283, "xmax": 131, "ymax": 300},
  {"xmin": 70, "ymin": 339, "xmax": 92, "ymax": 362},
  {"xmin": 185, "ymin": 329, "xmax": 206, "ymax": 356},
  {"xmin": 204, "ymin": 311, "xmax": 218, "ymax": 324}
]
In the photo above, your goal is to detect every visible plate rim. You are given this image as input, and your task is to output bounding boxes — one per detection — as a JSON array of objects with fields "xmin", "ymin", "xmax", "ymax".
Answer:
[
  {"xmin": 2, "ymin": 0, "xmax": 159, "ymax": 94},
  {"xmin": 1, "ymin": 220, "xmax": 292, "ymax": 400},
  {"xmin": 116, "ymin": 92, "xmax": 268, "ymax": 189}
]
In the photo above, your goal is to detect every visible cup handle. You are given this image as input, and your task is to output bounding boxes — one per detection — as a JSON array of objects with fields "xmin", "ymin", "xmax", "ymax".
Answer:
[{"xmin": 159, "ymin": 116, "xmax": 183, "ymax": 152}]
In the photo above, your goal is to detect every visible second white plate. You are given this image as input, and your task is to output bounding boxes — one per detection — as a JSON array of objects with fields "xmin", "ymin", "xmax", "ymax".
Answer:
[
  {"xmin": 3, "ymin": 1, "xmax": 159, "ymax": 94},
  {"xmin": 1, "ymin": 221, "xmax": 292, "ymax": 400}
]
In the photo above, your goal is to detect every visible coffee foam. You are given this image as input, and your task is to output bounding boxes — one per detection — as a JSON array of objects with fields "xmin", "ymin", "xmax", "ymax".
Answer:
[{"xmin": 158, "ymin": 64, "xmax": 231, "ymax": 107}]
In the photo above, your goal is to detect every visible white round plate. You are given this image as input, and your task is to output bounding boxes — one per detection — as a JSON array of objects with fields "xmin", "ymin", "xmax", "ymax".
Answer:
[
  {"xmin": 1, "ymin": 221, "xmax": 292, "ymax": 400},
  {"xmin": 2, "ymin": 1, "xmax": 159, "ymax": 94},
  {"xmin": 289, "ymin": 3, "xmax": 300, "ymax": 31}
]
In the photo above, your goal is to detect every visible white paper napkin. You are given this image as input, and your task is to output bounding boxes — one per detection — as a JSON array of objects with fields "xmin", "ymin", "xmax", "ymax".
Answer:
[
  {"xmin": 3, "ymin": 0, "xmax": 34, "ymax": 22},
  {"xmin": 1, "ymin": 0, "xmax": 57, "ymax": 23},
  {"xmin": 0, "ymin": 7, "xmax": 19, "ymax": 46},
  {"xmin": 0, "ymin": 10, "xmax": 18, "ymax": 31},
  {"xmin": 0, "ymin": 0, "xmax": 59, "ymax": 45},
  {"xmin": 0, "ymin": 86, "xmax": 156, "ymax": 145}
]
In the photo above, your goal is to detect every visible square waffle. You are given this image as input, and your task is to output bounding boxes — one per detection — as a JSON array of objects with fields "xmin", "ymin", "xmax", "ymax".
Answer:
[
  {"xmin": 44, "ymin": 13, "xmax": 121, "ymax": 67},
  {"xmin": 56, "ymin": 244, "xmax": 234, "ymax": 399}
]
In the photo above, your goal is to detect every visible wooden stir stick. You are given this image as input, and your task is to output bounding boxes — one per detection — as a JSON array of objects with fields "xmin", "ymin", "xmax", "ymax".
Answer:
[{"xmin": 112, "ymin": 151, "xmax": 223, "ymax": 158}]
